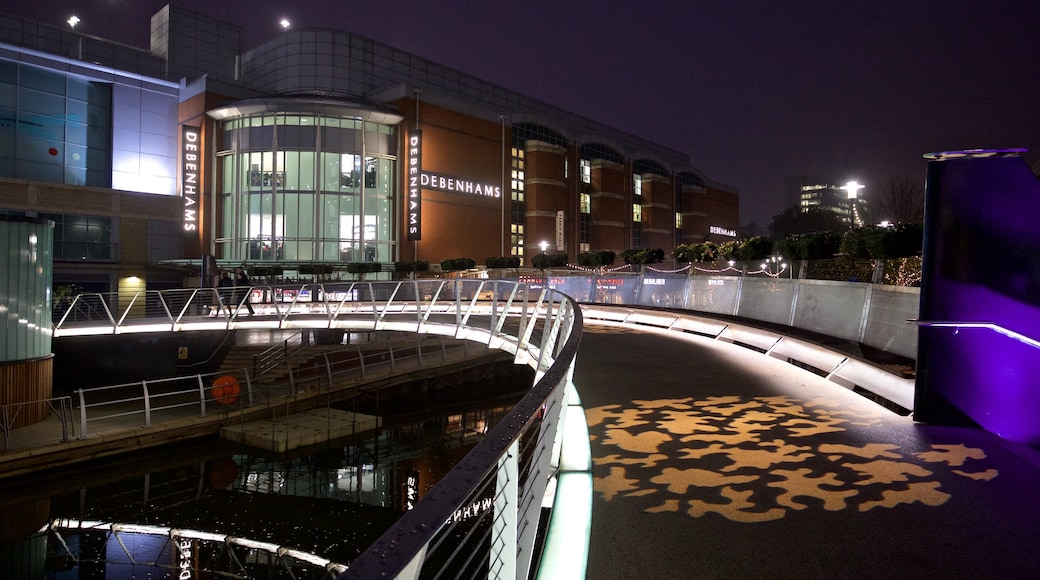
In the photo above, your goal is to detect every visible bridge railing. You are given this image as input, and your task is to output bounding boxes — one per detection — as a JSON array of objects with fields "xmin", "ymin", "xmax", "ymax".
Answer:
[
  {"xmin": 69, "ymin": 333, "xmax": 480, "ymax": 438},
  {"xmin": 40, "ymin": 280, "xmax": 590, "ymax": 579}
]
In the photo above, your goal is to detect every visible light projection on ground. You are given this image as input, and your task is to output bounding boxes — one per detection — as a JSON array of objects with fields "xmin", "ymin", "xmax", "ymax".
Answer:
[{"xmin": 587, "ymin": 396, "xmax": 997, "ymax": 523}]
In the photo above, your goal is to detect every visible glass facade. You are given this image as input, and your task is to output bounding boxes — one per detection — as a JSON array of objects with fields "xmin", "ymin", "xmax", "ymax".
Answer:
[
  {"xmin": 0, "ymin": 60, "xmax": 113, "ymax": 187},
  {"xmin": 216, "ymin": 112, "xmax": 397, "ymax": 263}
]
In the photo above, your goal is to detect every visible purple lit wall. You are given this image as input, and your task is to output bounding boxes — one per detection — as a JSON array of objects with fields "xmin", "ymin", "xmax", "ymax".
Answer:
[{"xmin": 915, "ymin": 149, "xmax": 1040, "ymax": 445}]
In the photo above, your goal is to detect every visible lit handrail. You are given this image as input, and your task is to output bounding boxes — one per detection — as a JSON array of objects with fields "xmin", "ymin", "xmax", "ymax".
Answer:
[{"xmin": 911, "ymin": 320, "xmax": 1040, "ymax": 350}]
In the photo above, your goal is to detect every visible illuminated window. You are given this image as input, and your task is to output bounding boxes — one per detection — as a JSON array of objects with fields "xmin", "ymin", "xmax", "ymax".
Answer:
[
  {"xmin": 675, "ymin": 212, "xmax": 682, "ymax": 229},
  {"xmin": 580, "ymin": 158, "xmax": 591, "ymax": 184},
  {"xmin": 509, "ymin": 143, "xmax": 527, "ymax": 259},
  {"xmin": 633, "ymin": 174, "xmax": 643, "ymax": 197},
  {"xmin": 632, "ymin": 203, "xmax": 642, "ymax": 222},
  {"xmin": 580, "ymin": 193, "xmax": 591, "ymax": 214},
  {"xmin": 510, "ymin": 223, "xmax": 524, "ymax": 258},
  {"xmin": 511, "ymin": 146, "xmax": 525, "ymax": 202}
]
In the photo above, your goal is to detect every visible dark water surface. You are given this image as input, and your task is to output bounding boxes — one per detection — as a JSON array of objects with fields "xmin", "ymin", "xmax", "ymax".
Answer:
[{"xmin": 0, "ymin": 372, "xmax": 531, "ymax": 579}]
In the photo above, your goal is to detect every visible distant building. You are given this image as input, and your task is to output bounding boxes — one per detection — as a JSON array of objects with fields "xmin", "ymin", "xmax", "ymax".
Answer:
[
  {"xmin": 783, "ymin": 175, "xmax": 867, "ymax": 227},
  {"xmin": 0, "ymin": 4, "xmax": 738, "ymax": 292}
]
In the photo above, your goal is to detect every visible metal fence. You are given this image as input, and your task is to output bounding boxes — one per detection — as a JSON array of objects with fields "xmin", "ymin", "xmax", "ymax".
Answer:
[{"xmin": 29, "ymin": 279, "xmax": 589, "ymax": 580}]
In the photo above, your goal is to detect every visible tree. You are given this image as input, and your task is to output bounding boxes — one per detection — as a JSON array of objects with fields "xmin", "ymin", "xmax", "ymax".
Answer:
[
  {"xmin": 769, "ymin": 206, "xmax": 849, "ymax": 237},
  {"xmin": 868, "ymin": 174, "xmax": 925, "ymax": 225}
]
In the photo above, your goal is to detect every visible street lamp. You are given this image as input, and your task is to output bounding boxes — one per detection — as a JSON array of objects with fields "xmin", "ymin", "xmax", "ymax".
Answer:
[
  {"xmin": 67, "ymin": 15, "xmax": 80, "ymax": 29},
  {"xmin": 762, "ymin": 255, "xmax": 787, "ymax": 277},
  {"xmin": 539, "ymin": 241, "xmax": 549, "ymax": 254}
]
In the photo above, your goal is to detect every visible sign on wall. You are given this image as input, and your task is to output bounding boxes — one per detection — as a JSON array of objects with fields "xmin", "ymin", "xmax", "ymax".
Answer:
[
  {"xmin": 407, "ymin": 131, "xmax": 422, "ymax": 241},
  {"xmin": 181, "ymin": 125, "xmax": 201, "ymax": 233}
]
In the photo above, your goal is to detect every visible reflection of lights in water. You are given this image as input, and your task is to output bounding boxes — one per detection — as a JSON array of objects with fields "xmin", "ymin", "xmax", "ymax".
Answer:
[{"xmin": 40, "ymin": 519, "xmax": 348, "ymax": 575}]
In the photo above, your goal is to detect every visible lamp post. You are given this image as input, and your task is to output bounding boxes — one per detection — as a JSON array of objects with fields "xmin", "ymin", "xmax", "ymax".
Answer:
[{"xmin": 538, "ymin": 241, "xmax": 549, "ymax": 278}]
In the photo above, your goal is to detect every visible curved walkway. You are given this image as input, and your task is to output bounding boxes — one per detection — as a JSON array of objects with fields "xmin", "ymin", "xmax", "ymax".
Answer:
[{"xmin": 574, "ymin": 321, "xmax": 1040, "ymax": 579}]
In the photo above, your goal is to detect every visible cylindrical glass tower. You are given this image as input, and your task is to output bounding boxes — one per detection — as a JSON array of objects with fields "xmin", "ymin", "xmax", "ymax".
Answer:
[
  {"xmin": 208, "ymin": 99, "xmax": 403, "ymax": 265},
  {"xmin": 1, "ymin": 215, "xmax": 54, "ymax": 426}
]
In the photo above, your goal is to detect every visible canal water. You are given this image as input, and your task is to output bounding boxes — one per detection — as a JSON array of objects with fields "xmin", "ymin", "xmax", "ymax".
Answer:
[{"xmin": 0, "ymin": 369, "xmax": 533, "ymax": 579}]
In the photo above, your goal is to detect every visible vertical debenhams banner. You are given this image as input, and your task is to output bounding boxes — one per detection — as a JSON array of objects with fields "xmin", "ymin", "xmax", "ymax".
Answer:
[
  {"xmin": 182, "ymin": 126, "xmax": 201, "ymax": 235},
  {"xmin": 407, "ymin": 130, "xmax": 422, "ymax": 241}
]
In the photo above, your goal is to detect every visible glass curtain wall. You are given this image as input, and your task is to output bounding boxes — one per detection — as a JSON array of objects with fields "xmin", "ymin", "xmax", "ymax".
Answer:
[{"xmin": 217, "ymin": 113, "xmax": 396, "ymax": 264}]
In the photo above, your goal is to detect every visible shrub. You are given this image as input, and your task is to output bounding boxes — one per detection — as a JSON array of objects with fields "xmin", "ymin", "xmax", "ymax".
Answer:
[
  {"xmin": 672, "ymin": 242, "xmax": 719, "ymax": 263},
  {"xmin": 440, "ymin": 257, "xmax": 477, "ymax": 271},
  {"xmin": 621, "ymin": 248, "xmax": 664, "ymax": 265},
  {"xmin": 394, "ymin": 260, "xmax": 429, "ymax": 272},
  {"xmin": 577, "ymin": 250, "xmax": 616, "ymax": 268},
  {"xmin": 346, "ymin": 262, "xmax": 382, "ymax": 274},
  {"xmin": 485, "ymin": 256, "xmax": 521, "ymax": 268},
  {"xmin": 531, "ymin": 253, "xmax": 568, "ymax": 268}
]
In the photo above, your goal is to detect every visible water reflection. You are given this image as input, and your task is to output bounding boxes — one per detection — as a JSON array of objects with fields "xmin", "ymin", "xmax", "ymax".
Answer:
[{"xmin": 0, "ymin": 372, "xmax": 530, "ymax": 579}]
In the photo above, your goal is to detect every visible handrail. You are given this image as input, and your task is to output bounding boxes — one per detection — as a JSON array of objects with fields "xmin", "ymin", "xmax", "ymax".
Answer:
[
  {"xmin": 911, "ymin": 320, "xmax": 1040, "ymax": 350},
  {"xmin": 40, "ymin": 280, "xmax": 590, "ymax": 579}
]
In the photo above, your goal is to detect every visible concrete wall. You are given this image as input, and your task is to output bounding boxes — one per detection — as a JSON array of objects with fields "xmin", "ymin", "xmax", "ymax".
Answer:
[{"xmin": 545, "ymin": 273, "xmax": 919, "ymax": 360}]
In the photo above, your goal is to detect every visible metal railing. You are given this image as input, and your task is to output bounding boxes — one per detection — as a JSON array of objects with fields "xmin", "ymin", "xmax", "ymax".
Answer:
[
  {"xmin": 66, "ymin": 333, "xmax": 475, "ymax": 438},
  {"xmin": 1, "ymin": 396, "xmax": 75, "ymax": 452},
  {"xmin": 32, "ymin": 280, "xmax": 589, "ymax": 579}
]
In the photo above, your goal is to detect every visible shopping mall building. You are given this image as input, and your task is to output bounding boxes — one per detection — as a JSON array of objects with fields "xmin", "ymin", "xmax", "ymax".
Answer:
[{"xmin": 0, "ymin": 4, "xmax": 738, "ymax": 292}]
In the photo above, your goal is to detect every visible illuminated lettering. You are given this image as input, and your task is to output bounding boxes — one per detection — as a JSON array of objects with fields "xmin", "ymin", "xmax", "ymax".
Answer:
[
  {"xmin": 419, "ymin": 171, "xmax": 502, "ymax": 198},
  {"xmin": 181, "ymin": 126, "xmax": 201, "ymax": 234},
  {"xmin": 407, "ymin": 131, "xmax": 422, "ymax": 241},
  {"xmin": 178, "ymin": 538, "xmax": 192, "ymax": 579}
]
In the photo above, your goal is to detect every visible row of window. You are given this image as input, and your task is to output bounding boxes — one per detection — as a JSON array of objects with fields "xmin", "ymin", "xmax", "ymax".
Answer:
[{"xmin": 0, "ymin": 59, "xmax": 113, "ymax": 188}]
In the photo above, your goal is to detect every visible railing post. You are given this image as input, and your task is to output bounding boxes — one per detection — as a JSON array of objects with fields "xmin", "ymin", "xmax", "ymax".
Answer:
[
  {"xmin": 491, "ymin": 440, "xmax": 520, "ymax": 579},
  {"xmin": 197, "ymin": 375, "xmax": 207, "ymax": 418},
  {"xmin": 323, "ymin": 351, "xmax": 334, "ymax": 392},
  {"xmin": 77, "ymin": 389, "xmax": 88, "ymax": 438},
  {"xmin": 244, "ymin": 370, "xmax": 255, "ymax": 407},
  {"xmin": 388, "ymin": 341, "xmax": 397, "ymax": 371},
  {"xmin": 357, "ymin": 346, "xmax": 366, "ymax": 378},
  {"xmin": 1, "ymin": 405, "xmax": 9, "ymax": 452},
  {"xmin": 142, "ymin": 380, "xmax": 152, "ymax": 428}
]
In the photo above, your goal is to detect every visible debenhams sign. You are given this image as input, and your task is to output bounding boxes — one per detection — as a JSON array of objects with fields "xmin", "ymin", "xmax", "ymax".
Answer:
[
  {"xmin": 182, "ymin": 125, "xmax": 201, "ymax": 233},
  {"xmin": 407, "ymin": 130, "xmax": 502, "ymax": 242}
]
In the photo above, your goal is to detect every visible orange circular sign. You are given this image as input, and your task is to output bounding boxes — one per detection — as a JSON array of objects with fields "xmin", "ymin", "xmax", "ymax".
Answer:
[{"xmin": 212, "ymin": 375, "xmax": 240, "ymax": 404}]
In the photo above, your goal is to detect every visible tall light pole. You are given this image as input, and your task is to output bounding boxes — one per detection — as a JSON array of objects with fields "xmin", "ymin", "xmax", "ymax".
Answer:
[{"xmin": 500, "ymin": 114, "xmax": 506, "ymax": 258}]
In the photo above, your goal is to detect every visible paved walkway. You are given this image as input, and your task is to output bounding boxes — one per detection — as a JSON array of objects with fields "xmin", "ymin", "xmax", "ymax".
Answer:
[{"xmin": 574, "ymin": 322, "xmax": 1040, "ymax": 579}]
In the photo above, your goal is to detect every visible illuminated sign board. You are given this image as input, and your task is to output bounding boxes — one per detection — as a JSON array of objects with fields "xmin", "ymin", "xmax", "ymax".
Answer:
[
  {"xmin": 182, "ymin": 126, "xmax": 201, "ymax": 233},
  {"xmin": 710, "ymin": 225, "xmax": 737, "ymax": 237},
  {"xmin": 407, "ymin": 131, "xmax": 422, "ymax": 241},
  {"xmin": 420, "ymin": 171, "xmax": 501, "ymax": 198}
]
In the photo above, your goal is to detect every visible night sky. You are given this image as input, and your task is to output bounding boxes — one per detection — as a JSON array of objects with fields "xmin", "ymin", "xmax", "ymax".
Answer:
[{"xmin": 5, "ymin": 1, "xmax": 1039, "ymax": 227}]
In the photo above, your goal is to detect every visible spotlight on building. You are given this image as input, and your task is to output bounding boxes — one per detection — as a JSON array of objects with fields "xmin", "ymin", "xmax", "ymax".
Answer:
[
  {"xmin": 539, "ymin": 241, "xmax": 549, "ymax": 253},
  {"xmin": 67, "ymin": 15, "xmax": 80, "ymax": 29}
]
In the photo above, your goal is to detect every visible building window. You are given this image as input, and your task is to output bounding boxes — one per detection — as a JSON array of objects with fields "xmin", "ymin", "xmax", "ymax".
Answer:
[
  {"xmin": 0, "ymin": 60, "xmax": 113, "ymax": 187},
  {"xmin": 40, "ymin": 213, "xmax": 115, "ymax": 261},
  {"xmin": 219, "ymin": 114, "xmax": 396, "ymax": 263},
  {"xmin": 632, "ymin": 203, "xmax": 642, "ymax": 223},
  {"xmin": 510, "ymin": 223, "xmax": 524, "ymax": 259},
  {"xmin": 580, "ymin": 158, "xmax": 591, "ymax": 184},
  {"xmin": 510, "ymin": 143, "xmax": 526, "ymax": 258},
  {"xmin": 633, "ymin": 174, "xmax": 643, "ymax": 198}
]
